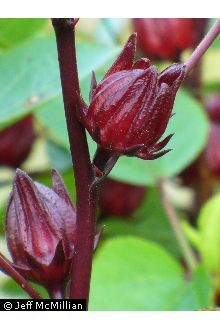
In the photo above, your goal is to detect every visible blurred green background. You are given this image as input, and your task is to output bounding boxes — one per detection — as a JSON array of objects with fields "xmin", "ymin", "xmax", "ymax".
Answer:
[{"xmin": 0, "ymin": 18, "xmax": 220, "ymax": 310}]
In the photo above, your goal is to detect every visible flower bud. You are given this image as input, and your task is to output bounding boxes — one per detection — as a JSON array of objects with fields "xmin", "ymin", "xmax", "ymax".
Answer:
[
  {"xmin": 99, "ymin": 178, "xmax": 146, "ymax": 217},
  {"xmin": 79, "ymin": 34, "xmax": 185, "ymax": 174},
  {"xmin": 205, "ymin": 92, "xmax": 220, "ymax": 123},
  {"xmin": 133, "ymin": 18, "xmax": 208, "ymax": 61},
  {"xmin": 5, "ymin": 169, "xmax": 76, "ymax": 295},
  {"xmin": 0, "ymin": 115, "xmax": 36, "ymax": 168}
]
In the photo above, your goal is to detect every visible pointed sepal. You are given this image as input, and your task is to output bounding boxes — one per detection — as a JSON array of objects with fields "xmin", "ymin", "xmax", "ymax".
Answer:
[{"xmin": 104, "ymin": 33, "xmax": 137, "ymax": 78}]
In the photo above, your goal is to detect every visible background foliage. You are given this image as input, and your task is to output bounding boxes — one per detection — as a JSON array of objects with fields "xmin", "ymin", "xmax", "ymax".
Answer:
[{"xmin": 0, "ymin": 18, "xmax": 219, "ymax": 310}]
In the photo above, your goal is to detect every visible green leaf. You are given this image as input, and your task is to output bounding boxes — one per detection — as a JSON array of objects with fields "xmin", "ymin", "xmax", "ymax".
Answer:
[
  {"xmin": 0, "ymin": 277, "xmax": 48, "ymax": 299},
  {"xmin": 0, "ymin": 19, "xmax": 47, "ymax": 50},
  {"xmin": 89, "ymin": 237, "xmax": 184, "ymax": 311},
  {"xmin": 186, "ymin": 193, "xmax": 220, "ymax": 278},
  {"xmin": 103, "ymin": 188, "xmax": 181, "ymax": 258},
  {"xmin": 46, "ymin": 139, "xmax": 72, "ymax": 171},
  {"xmin": 36, "ymin": 98, "xmax": 69, "ymax": 147},
  {"xmin": 0, "ymin": 36, "xmax": 120, "ymax": 130},
  {"xmin": 181, "ymin": 220, "xmax": 200, "ymax": 249},
  {"xmin": 0, "ymin": 37, "xmax": 60, "ymax": 129},
  {"xmin": 89, "ymin": 237, "xmax": 214, "ymax": 310},
  {"xmin": 174, "ymin": 265, "xmax": 214, "ymax": 310},
  {"xmin": 191, "ymin": 266, "xmax": 214, "ymax": 308},
  {"xmin": 94, "ymin": 18, "xmax": 128, "ymax": 45},
  {"xmin": 89, "ymin": 236, "xmax": 213, "ymax": 311}
]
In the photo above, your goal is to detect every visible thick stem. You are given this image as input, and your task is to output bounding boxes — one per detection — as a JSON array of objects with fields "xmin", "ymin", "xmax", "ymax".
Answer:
[
  {"xmin": 185, "ymin": 18, "xmax": 220, "ymax": 74},
  {"xmin": 0, "ymin": 252, "xmax": 41, "ymax": 299},
  {"xmin": 158, "ymin": 181, "xmax": 197, "ymax": 272},
  {"xmin": 52, "ymin": 19, "xmax": 97, "ymax": 307}
]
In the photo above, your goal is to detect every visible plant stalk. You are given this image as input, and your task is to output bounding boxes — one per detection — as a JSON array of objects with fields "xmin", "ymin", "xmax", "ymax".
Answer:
[
  {"xmin": 158, "ymin": 181, "xmax": 197, "ymax": 272},
  {"xmin": 52, "ymin": 19, "xmax": 97, "ymax": 308},
  {"xmin": 185, "ymin": 18, "xmax": 220, "ymax": 74},
  {"xmin": 0, "ymin": 252, "xmax": 41, "ymax": 299}
]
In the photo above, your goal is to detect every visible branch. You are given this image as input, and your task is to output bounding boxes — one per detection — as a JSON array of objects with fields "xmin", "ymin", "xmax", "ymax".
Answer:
[
  {"xmin": 158, "ymin": 181, "xmax": 197, "ymax": 272},
  {"xmin": 51, "ymin": 19, "xmax": 97, "ymax": 308},
  {"xmin": 185, "ymin": 18, "xmax": 220, "ymax": 74},
  {"xmin": 0, "ymin": 252, "xmax": 41, "ymax": 299}
]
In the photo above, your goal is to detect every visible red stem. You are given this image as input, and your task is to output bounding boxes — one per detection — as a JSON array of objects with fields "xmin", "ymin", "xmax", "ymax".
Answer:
[
  {"xmin": 52, "ymin": 19, "xmax": 97, "ymax": 308},
  {"xmin": 185, "ymin": 18, "xmax": 220, "ymax": 74},
  {"xmin": 0, "ymin": 253, "xmax": 41, "ymax": 299}
]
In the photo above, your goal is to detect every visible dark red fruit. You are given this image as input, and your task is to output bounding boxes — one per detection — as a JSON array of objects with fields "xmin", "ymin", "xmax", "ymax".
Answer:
[
  {"xmin": 133, "ymin": 18, "xmax": 208, "ymax": 61},
  {"xmin": 99, "ymin": 178, "xmax": 146, "ymax": 217},
  {"xmin": 0, "ymin": 115, "xmax": 36, "ymax": 168}
]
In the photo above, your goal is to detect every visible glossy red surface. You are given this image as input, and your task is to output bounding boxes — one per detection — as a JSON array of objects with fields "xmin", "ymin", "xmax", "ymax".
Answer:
[{"xmin": 79, "ymin": 34, "xmax": 185, "ymax": 160}]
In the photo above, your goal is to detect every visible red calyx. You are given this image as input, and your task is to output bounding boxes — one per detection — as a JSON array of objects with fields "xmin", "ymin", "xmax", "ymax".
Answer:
[
  {"xmin": 78, "ymin": 33, "xmax": 186, "ymax": 175},
  {"xmin": 5, "ymin": 169, "xmax": 76, "ymax": 295}
]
